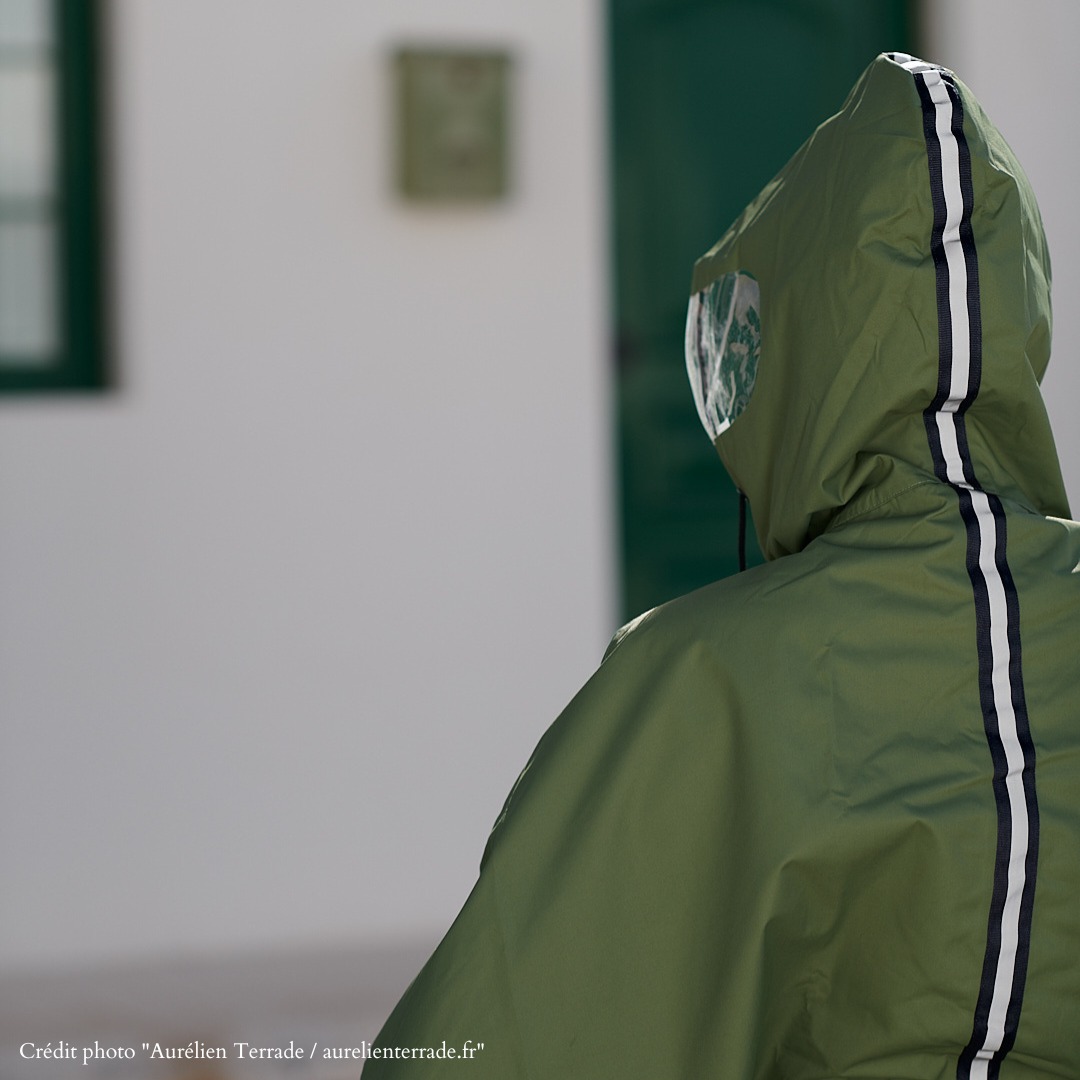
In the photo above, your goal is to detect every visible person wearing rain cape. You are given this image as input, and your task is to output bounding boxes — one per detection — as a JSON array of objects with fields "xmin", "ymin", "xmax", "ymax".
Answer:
[{"xmin": 363, "ymin": 54, "xmax": 1080, "ymax": 1079}]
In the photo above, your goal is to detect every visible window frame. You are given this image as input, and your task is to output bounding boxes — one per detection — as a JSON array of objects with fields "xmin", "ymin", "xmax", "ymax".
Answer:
[{"xmin": 0, "ymin": 0, "xmax": 107, "ymax": 393}]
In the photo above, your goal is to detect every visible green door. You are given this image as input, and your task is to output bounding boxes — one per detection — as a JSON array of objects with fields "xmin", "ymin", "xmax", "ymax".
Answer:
[{"xmin": 612, "ymin": 0, "xmax": 917, "ymax": 618}]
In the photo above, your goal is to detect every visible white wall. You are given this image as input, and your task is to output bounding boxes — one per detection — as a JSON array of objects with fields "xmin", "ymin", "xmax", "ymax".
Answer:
[
  {"xmin": 924, "ymin": 0, "xmax": 1080, "ymax": 510},
  {"xmin": 0, "ymin": 0, "xmax": 613, "ymax": 969},
  {"xmin": 4, "ymin": 0, "xmax": 1079, "ymax": 978}
]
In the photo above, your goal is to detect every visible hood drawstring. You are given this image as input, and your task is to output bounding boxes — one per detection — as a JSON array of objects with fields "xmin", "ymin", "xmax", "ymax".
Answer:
[{"xmin": 738, "ymin": 490, "xmax": 747, "ymax": 572}]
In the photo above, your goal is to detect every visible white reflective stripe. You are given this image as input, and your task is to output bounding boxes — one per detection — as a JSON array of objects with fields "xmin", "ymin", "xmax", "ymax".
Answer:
[
  {"xmin": 935, "ymin": 412, "xmax": 970, "ymax": 488},
  {"xmin": 920, "ymin": 64, "xmax": 973, "ymax": 471},
  {"xmin": 927, "ymin": 69, "xmax": 971, "ymax": 411},
  {"xmin": 971, "ymin": 494, "xmax": 1030, "ymax": 1067},
  {"xmin": 924, "ymin": 65, "xmax": 973, "ymax": 491},
  {"xmin": 920, "ymin": 61, "xmax": 1032, "ymax": 1072},
  {"xmin": 897, "ymin": 54, "xmax": 939, "ymax": 75}
]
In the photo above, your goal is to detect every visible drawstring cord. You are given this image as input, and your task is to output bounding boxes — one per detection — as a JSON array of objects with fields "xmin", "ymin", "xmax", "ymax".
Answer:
[{"xmin": 738, "ymin": 490, "xmax": 747, "ymax": 573}]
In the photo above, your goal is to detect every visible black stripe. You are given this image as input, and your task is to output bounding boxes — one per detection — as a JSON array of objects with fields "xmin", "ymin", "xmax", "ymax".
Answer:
[
  {"xmin": 944, "ymin": 74, "xmax": 983, "ymax": 490},
  {"xmin": 956, "ymin": 485, "xmax": 1012, "ymax": 1080},
  {"xmin": 912, "ymin": 68, "xmax": 957, "ymax": 512},
  {"xmin": 907, "ymin": 63, "xmax": 1040, "ymax": 1079},
  {"xmin": 915, "ymin": 73, "xmax": 954, "ymax": 486},
  {"xmin": 994, "ymin": 495, "xmax": 1041, "ymax": 1064}
]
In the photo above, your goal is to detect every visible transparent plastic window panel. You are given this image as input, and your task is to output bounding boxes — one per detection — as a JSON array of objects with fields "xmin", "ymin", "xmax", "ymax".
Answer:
[{"xmin": 685, "ymin": 271, "xmax": 761, "ymax": 440}]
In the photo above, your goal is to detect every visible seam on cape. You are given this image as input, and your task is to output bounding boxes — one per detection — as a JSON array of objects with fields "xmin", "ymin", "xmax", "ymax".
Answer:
[{"xmin": 831, "ymin": 478, "xmax": 939, "ymax": 527}]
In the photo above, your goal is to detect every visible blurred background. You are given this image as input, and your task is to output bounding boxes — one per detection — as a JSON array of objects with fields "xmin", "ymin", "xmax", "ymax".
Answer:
[{"xmin": 2, "ymin": 1, "xmax": 1078, "ymax": 1077}]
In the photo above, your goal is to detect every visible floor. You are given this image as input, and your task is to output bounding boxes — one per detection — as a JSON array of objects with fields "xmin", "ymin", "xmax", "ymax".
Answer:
[{"xmin": 0, "ymin": 939, "xmax": 436, "ymax": 1080}]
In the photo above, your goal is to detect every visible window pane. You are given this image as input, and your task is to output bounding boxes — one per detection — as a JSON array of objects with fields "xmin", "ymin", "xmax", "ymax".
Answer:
[
  {"xmin": 0, "ymin": 0, "xmax": 104, "ymax": 391},
  {"xmin": 0, "ymin": 60, "xmax": 56, "ymax": 198},
  {"xmin": 0, "ymin": 217, "xmax": 58, "ymax": 363},
  {"xmin": 0, "ymin": 0, "xmax": 53, "ymax": 50}
]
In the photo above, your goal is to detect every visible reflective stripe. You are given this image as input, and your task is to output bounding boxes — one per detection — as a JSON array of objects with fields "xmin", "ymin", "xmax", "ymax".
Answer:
[{"xmin": 898, "ymin": 55, "xmax": 1040, "ymax": 1080}]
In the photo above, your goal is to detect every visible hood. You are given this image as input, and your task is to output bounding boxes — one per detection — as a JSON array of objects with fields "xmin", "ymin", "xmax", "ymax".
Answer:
[{"xmin": 687, "ymin": 52, "xmax": 1070, "ymax": 561}]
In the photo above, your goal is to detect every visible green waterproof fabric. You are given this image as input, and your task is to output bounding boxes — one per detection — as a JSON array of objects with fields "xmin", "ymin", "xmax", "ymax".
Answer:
[{"xmin": 364, "ymin": 55, "xmax": 1080, "ymax": 1079}]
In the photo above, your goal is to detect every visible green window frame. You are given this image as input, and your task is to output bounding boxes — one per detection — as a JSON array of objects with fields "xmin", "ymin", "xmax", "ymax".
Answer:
[{"xmin": 0, "ymin": 0, "xmax": 106, "ymax": 392}]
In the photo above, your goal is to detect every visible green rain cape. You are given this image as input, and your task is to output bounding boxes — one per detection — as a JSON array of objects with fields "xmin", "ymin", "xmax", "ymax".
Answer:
[{"xmin": 364, "ymin": 54, "xmax": 1080, "ymax": 1079}]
